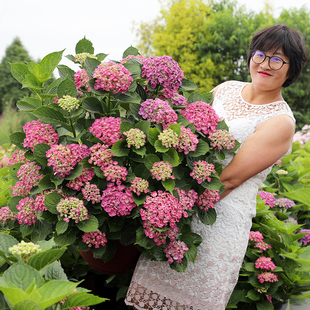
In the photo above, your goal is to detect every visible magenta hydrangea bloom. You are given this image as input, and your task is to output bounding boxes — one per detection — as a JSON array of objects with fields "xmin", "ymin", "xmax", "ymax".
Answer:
[
  {"xmin": 299, "ymin": 229, "xmax": 310, "ymax": 245},
  {"xmin": 102, "ymin": 162, "xmax": 127, "ymax": 185},
  {"xmin": 143, "ymin": 221, "xmax": 178, "ymax": 246},
  {"xmin": 101, "ymin": 183, "xmax": 136, "ymax": 217},
  {"xmin": 120, "ymin": 54, "xmax": 146, "ymax": 64},
  {"xmin": 139, "ymin": 98, "xmax": 178, "ymax": 129},
  {"xmin": 258, "ymin": 191, "xmax": 277, "ymax": 208},
  {"xmin": 74, "ymin": 69, "xmax": 91, "ymax": 91},
  {"xmin": 181, "ymin": 101, "xmax": 220, "ymax": 135},
  {"xmin": 67, "ymin": 168, "xmax": 95, "ymax": 191},
  {"xmin": 23, "ymin": 120, "xmax": 59, "ymax": 151},
  {"xmin": 274, "ymin": 197, "xmax": 296, "ymax": 209},
  {"xmin": 254, "ymin": 241, "xmax": 272, "ymax": 253},
  {"xmin": 150, "ymin": 161, "xmax": 175, "ymax": 181},
  {"xmin": 255, "ymin": 257, "xmax": 276, "ymax": 271},
  {"xmin": 88, "ymin": 143, "xmax": 114, "ymax": 170},
  {"xmin": 93, "ymin": 61, "xmax": 133, "ymax": 94},
  {"xmin": 142, "ymin": 55, "xmax": 184, "ymax": 98},
  {"xmin": 140, "ymin": 190, "xmax": 182, "ymax": 229},
  {"xmin": 8, "ymin": 149, "xmax": 26, "ymax": 166},
  {"xmin": 34, "ymin": 194, "xmax": 47, "ymax": 212},
  {"xmin": 176, "ymin": 126, "xmax": 199, "ymax": 155},
  {"xmin": 164, "ymin": 240, "xmax": 189, "ymax": 264},
  {"xmin": 0, "ymin": 206, "xmax": 16, "ymax": 223},
  {"xmin": 129, "ymin": 177, "xmax": 149, "ymax": 196},
  {"xmin": 190, "ymin": 160, "xmax": 216, "ymax": 184},
  {"xmin": 56, "ymin": 197, "xmax": 89, "ymax": 223},
  {"xmin": 177, "ymin": 188, "xmax": 198, "ymax": 216},
  {"xmin": 170, "ymin": 93, "xmax": 187, "ymax": 106},
  {"xmin": 82, "ymin": 231, "xmax": 107, "ymax": 248},
  {"xmin": 82, "ymin": 182, "xmax": 102, "ymax": 204},
  {"xmin": 249, "ymin": 231, "xmax": 264, "ymax": 242},
  {"xmin": 16, "ymin": 197, "xmax": 38, "ymax": 225},
  {"xmin": 208, "ymin": 129, "xmax": 236, "ymax": 150},
  {"xmin": 89, "ymin": 117, "xmax": 122, "ymax": 146},
  {"xmin": 257, "ymin": 272, "xmax": 278, "ymax": 284},
  {"xmin": 196, "ymin": 188, "xmax": 220, "ymax": 212}
]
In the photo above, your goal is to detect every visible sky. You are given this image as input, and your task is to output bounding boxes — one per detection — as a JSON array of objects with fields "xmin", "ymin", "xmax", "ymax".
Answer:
[{"xmin": 0, "ymin": 0, "xmax": 309, "ymax": 72}]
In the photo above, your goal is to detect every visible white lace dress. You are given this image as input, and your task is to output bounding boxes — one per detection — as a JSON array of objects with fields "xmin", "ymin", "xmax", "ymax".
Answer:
[{"xmin": 125, "ymin": 81, "xmax": 295, "ymax": 310}]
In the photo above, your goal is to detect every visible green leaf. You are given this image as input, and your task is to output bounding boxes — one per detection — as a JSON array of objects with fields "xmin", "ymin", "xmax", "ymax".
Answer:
[
  {"xmin": 161, "ymin": 179, "xmax": 175, "ymax": 193},
  {"xmin": 54, "ymin": 228, "xmax": 77, "ymax": 246},
  {"xmin": 114, "ymin": 91, "xmax": 141, "ymax": 104},
  {"xmin": 123, "ymin": 46, "xmax": 139, "ymax": 58},
  {"xmin": 162, "ymin": 148, "xmax": 180, "ymax": 167},
  {"xmin": 10, "ymin": 63, "xmax": 30, "ymax": 84},
  {"xmin": 285, "ymin": 188, "xmax": 310, "ymax": 206},
  {"xmin": 32, "ymin": 106, "xmax": 66, "ymax": 124},
  {"xmin": 76, "ymin": 38, "xmax": 94, "ymax": 54},
  {"xmin": 147, "ymin": 127, "xmax": 160, "ymax": 146},
  {"xmin": 82, "ymin": 97, "xmax": 104, "ymax": 115},
  {"xmin": 9, "ymin": 132, "xmax": 26, "ymax": 149},
  {"xmin": 27, "ymin": 62, "xmax": 50, "ymax": 83},
  {"xmin": 189, "ymin": 139, "xmax": 210, "ymax": 157},
  {"xmin": 201, "ymin": 177, "xmax": 223, "ymax": 190},
  {"xmin": 57, "ymin": 77, "xmax": 77, "ymax": 98},
  {"xmin": 0, "ymin": 234, "xmax": 18, "ymax": 252},
  {"xmin": 111, "ymin": 140, "xmax": 130, "ymax": 157},
  {"xmin": 56, "ymin": 220, "xmax": 68, "ymax": 235},
  {"xmin": 120, "ymin": 119, "xmax": 134, "ymax": 133},
  {"xmin": 184, "ymin": 245, "xmax": 197, "ymax": 263},
  {"xmin": 38, "ymin": 175, "xmax": 54, "ymax": 191},
  {"xmin": 256, "ymin": 300, "xmax": 274, "ymax": 310},
  {"xmin": 44, "ymin": 192, "xmax": 63, "ymax": 214},
  {"xmin": 22, "ymin": 74, "xmax": 43, "ymax": 91},
  {"xmin": 8, "ymin": 196, "xmax": 23, "ymax": 212},
  {"xmin": 170, "ymin": 257, "xmax": 188, "ymax": 272},
  {"xmin": 33, "ymin": 143, "xmax": 50, "ymax": 166},
  {"xmin": 187, "ymin": 92, "xmax": 206, "ymax": 104},
  {"xmin": 215, "ymin": 150, "xmax": 225, "ymax": 161},
  {"xmin": 179, "ymin": 79, "xmax": 197, "ymax": 91},
  {"xmin": 57, "ymin": 64, "xmax": 76, "ymax": 81},
  {"xmin": 216, "ymin": 120, "xmax": 229, "ymax": 131},
  {"xmin": 85, "ymin": 57, "xmax": 101, "ymax": 78},
  {"xmin": 135, "ymin": 120, "xmax": 150, "ymax": 135},
  {"xmin": 154, "ymin": 140, "xmax": 169, "ymax": 153},
  {"xmin": 76, "ymin": 215, "xmax": 99, "ymax": 232},
  {"xmin": 122, "ymin": 63, "xmax": 141, "ymax": 79},
  {"xmin": 198, "ymin": 208, "xmax": 217, "ymax": 225},
  {"xmin": 145, "ymin": 154, "xmax": 161, "ymax": 170},
  {"xmin": 62, "ymin": 292, "xmax": 108, "ymax": 308},
  {"xmin": 65, "ymin": 164, "xmax": 83, "ymax": 180},
  {"xmin": 40, "ymin": 50, "xmax": 64, "ymax": 76},
  {"xmin": 17, "ymin": 97, "xmax": 42, "ymax": 112}
]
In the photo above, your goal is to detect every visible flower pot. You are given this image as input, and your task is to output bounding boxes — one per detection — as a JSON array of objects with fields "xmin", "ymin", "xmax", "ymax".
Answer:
[{"xmin": 79, "ymin": 241, "xmax": 140, "ymax": 275}]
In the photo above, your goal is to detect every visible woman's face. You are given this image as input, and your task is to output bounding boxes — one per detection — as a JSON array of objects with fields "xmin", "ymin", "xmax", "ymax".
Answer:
[{"xmin": 249, "ymin": 48, "xmax": 290, "ymax": 91}]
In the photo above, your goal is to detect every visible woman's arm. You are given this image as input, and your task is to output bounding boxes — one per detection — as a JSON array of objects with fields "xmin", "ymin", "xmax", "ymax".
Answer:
[{"xmin": 219, "ymin": 114, "xmax": 295, "ymax": 199}]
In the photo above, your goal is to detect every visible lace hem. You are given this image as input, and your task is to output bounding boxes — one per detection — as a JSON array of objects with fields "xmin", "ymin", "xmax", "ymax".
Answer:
[{"xmin": 125, "ymin": 282, "xmax": 196, "ymax": 310}]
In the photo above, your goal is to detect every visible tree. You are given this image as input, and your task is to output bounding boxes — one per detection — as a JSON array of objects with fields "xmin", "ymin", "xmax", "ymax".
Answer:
[{"xmin": 0, "ymin": 37, "xmax": 33, "ymax": 113}]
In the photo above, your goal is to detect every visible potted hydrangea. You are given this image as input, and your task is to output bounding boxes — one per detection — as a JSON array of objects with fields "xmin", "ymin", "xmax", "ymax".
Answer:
[{"xmin": 5, "ymin": 38, "xmax": 239, "ymax": 274}]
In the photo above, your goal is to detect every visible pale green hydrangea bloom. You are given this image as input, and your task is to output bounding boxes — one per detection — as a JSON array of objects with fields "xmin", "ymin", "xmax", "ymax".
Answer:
[
  {"xmin": 74, "ymin": 52, "xmax": 97, "ymax": 65},
  {"xmin": 9, "ymin": 240, "xmax": 41, "ymax": 256},
  {"xmin": 58, "ymin": 95, "xmax": 80, "ymax": 112}
]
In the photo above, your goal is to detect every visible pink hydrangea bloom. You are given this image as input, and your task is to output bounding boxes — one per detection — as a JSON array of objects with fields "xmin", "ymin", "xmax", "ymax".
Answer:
[
  {"xmin": 46, "ymin": 144, "xmax": 90, "ymax": 178},
  {"xmin": 257, "ymin": 272, "xmax": 278, "ymax": 284},
  {"xmin": 67, "ymin": 168, "xmax": 95, "ymax": 191},
  {"xmin": 176, "ymin": 126, "xmax": 198, "ymax": 155},
  {"xmin": 208, "ymin": 129, "xmax": 235, "ymax": 150},
  {"xmin": 181, "ymin": 101, "xmax": 220, "ymax": 135},
  {"xmin": 56, "ymin": 197, "xmax": 89, "ymax": 223},
  {"xmin": 93, "ymin": 62, "xmax": 133, "ymax": 94},
  {"xmin": 292, "ymin": 125, "xmax": 310, "ymax": 144},
  {"xmin": 8, "ymin": 149, "xmax": 26, "ymax": 166},
  {"xmin": 266, "ymin": 295, "xmax": 272, "ymax": 303},
  {"xmin": 258, "ymin": 191, "xmax": 277, "ymax": 208},
  {"xmin": 150, "ymin": 161, "xmax": 175, "ymax": 181},
  {"xmin": 299, "ymin": 229, "xmax": 310, "ymax": 245},
  {"xmin": 170, "ymin": 93, "xmax": 187, "ymax": 106},
  {"xmin": 177, "ymin": 188, "xmax": 198, "ymax": 216},
  {"xmin": 23, "ymin": 120, "xmax": 59, "ymax": 151},
  {"xmin": 254, "ymin": 241, "xmax": 272, "ymax": 253},
  {"xmin": 255, "ymin": 257, "xmax": 276, "ymax": 271},
  {"xmin": 190, "ymin": 160, "xmax": 216, "ymax": 184},
  {"xmin": 139, "ymin": 98, "xmax": 178, "ymax": 129},
  {"xmin": 120, "ymin": 55, "xmax": 146, "ymax": 64},
  {"xmin": 196, "ymin": 188, "xmax": 220, "ymax": 212},
  {"xmin": 123, "ymin": 128, "xmax": 146, "ymax": 149},
  {"xmin": 82, "ymin": 231, "xmax": 107, "ymax": 248},
  {"xmin": 0, "ymin": 206, "xmax": 16, "ymax": 223},
  {"xmin": 16, "ymin": 197, "xmax": 38, "ymax": 225},
  {"xmin": 249, "ymin": 231, "xmax": 264, "ymax": 242},
  {"xmin": 129, "ymin": 177, "xmax": 149, "ymax": 196},
  {"xmin": 34, "ymin": 194, "xmax": 47, "ymax": 212},
  {"xmin": 11, "ymin": 161, "xmax": 44, "ymax": 196},
  {"xmin": 275, "ymin": 197, "xmax": 296, "ymax": 209},
  {"xmin": 141, "ymin": 55, "xmax": 184, "ymax": 98},
  {"xmin": 140, "ymin": 191, "xmax": 182, "ymax": 229},
  {"xmin": 164, "ymin": 240, "xmax": 189, "ymax": 264},
  {"xmin": 74, "ymin": 69, "xmax": 91, "ymax": 91},
  {"xmin": 89, "ymin": 117, "xmax": 122, "ymax": 146},
  {"xmin": 158, "ymin": 128, "xmax": 179, "ymax": 148},
  {"xmin": 101, "ymin": 183, "xmax": 136, "ymax": 217},
  {"xmin": 88, "ymin": 143, "xmax": 114, "ymax": 169},
  {"xmin": 82, "ymin": 182, "xmax": 102, "ymax": 204},
  {"xmin": 143, "ymin": 221, "xmax": 178, "ymax": 246},
  {"xmin": 102, "ymin": 162, "xmax": 127, "ymax": 185}
]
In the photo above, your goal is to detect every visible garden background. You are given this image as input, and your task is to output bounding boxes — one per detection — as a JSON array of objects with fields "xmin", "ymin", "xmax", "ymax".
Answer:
[{"xmin": 0, "ymin": 1, "xmax": 310, "ymax": 309}]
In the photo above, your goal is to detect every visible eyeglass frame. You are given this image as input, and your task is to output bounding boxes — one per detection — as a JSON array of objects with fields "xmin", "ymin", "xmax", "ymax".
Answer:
[{"xmin": 251, "ymin": 50, "xmax": 290, "ymax": 71}]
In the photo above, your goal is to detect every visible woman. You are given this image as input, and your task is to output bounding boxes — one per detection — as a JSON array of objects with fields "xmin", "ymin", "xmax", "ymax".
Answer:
[{"xmin": 125, "ymin": 24, "xmax": 308, "ymax": 310}]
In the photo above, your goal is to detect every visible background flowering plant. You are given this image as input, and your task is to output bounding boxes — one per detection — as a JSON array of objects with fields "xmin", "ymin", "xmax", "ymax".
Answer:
[{"xmin": 6, "ymin": 38, "xmax": 239, "ymax": 272}]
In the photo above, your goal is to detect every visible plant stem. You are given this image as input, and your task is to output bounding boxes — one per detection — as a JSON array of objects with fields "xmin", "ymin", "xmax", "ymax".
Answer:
[{"xmin": 68, "ymin": 112, "xmax": 76, "ymax": 138}]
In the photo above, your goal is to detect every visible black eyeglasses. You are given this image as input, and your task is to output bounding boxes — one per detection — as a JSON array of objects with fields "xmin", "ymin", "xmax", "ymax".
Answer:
[{"xmin": 252, "ymin": 50, "xmax": 289, "ymax": 70}]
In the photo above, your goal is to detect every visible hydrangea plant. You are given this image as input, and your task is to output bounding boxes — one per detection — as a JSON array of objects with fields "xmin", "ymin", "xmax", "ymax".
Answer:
[{"xmin": 5, "ymin": 38, "xmax": 239, "ymax": 272}]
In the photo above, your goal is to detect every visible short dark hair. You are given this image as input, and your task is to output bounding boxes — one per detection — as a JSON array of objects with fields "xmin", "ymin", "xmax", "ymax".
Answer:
[{"xmin": 247, "ymin": 24, "xmax": 308, "ymax": 87}]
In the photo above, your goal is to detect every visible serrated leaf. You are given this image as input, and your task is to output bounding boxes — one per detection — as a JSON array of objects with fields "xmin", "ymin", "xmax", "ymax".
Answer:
[
  {"xmin": 57, "ymin": 77, "xmax": 77, "ymax": 98},
  {"xmin": 44, "ymin": 192, "xmax": 63, "ymax": 214},
  {"xmin": 162, "ymin": 148, "xmax": 180, "ymax": 167},
  {"xmin": 57, "ymin": 65, "xmax": 76, "ymax": 81},
  {"xmin": 9, "ymin": 132, "xmax": 26, "ymax": 149},
  {"xmin": 75, "ymin": 38, "xmax": 94, "ymax": 54},
  {"xmin": 122, "ymin": 46, "xmax": 139, "ymax": 58},
  {"xmin": 76, "ymin": 215, "xmax": 99, "ymax": 232},
  {"xmin": 111, "ymin": 140, "xmax": 130, "ymax": 157},
  {"xmin": 179, "ymin": 79, "xmax": 197, "ymax": 91},
  {"xmin": 62, "ymin": 291, "xmax": 107, "ymax": 308},
  {"xmin": 85, "ymin": 57, "xmax": 101, "ymax": 78},
  {"xmin": 10, "ymin": 63, "xmax": 30, "ymax": 84},
  {"xmin": 154, "ymin": 140, "xmax": 169, "ymax": 153},
  {"xmin": 187, "ymin": 92, "xmax": 206, "ymax": 104},
  {"xmin": 32, "ymin": 106, "xmax": 66, "ymax": 124},
  {"xmin": 189, "ymin": 139, "xmax": 210, "ymax": 157},
  {"xmin": 161, "ymin": 178, "xmax": 175, "ymax": 193},
  {"xmin": 82, "ymin": 97, "xmax": 104, "ymax": 115},
  {"xmin": 40, "ymin": 50, "xmax": 64, "ymax": 76},
  {"xmin": 198, "ymin": 208, "xmax": 217, "ymax": 225}
]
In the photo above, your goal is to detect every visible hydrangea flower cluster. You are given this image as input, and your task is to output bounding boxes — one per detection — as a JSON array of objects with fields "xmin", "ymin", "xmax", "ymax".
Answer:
[
  {"xmin": 150, "ymin": 161, "xmax": 175, "ymax": 181},
  {"xmin": 121, "ymin": 54, "xmax": 146, "ymax": 64},
  {"xmin": 58, "ymin": 95, "xmax": 80, "ymax": 112},
  {"xmin": 163, "ymin": 240, "xmax": 189, "ymax": 264},
  {"xmin": 139, "ymin": 98, "xmax": 178, "ymax": 129},
  {"xmin": 129, "ymin": 177, "xmax": 149, "ymax": 196},
  {"xmin": 16, "ymin": 197, "xmax": 38, "ymax": 225},
  {"xmin": 74, "ymin": 52, "xmax": 97, "ymax": 65},
  {"xmin": 12, "ymin": 161, "xmax": 44, "ymax": 196},
  {"xmin": 177, "ymin": 188, "xmax": 198, "ymax": 216},
  {"xmin": 9, "ymin": 240, "xmax": 41, "ymax": 257},
  {"xmin": 93, "ymin": 62, "xmax": 133, "ymax": 94},
  {"xmin": 0, "ymin": 206, "xmax": 16, "ymax": 223},
  {"xmin": 298, "ymin": 229, "xmax": 310, "ymax": 245},
  {"xmin": 74, "ymin": 69, "xmax": 91, "ymax": 91},
  {"xmin": 276, "ymin": 169, "xmax": 288, "ymax": 176},
  {"xmin": 196, "ymin": 189, "xmax": 220, "ymax": 211},
  {"xmin": 143, "ymin": 221, "xmax": 178, "ymax": 246},
  {"xmin": 101, "ymin": 183, "xmax": 136, "ymax": 217},
  {"xmin": 46, "ymin": 144, "xmax": 90, "ymax": 178},
  {"xmin": 190, "ymin": 160, "xmax": 216, "ymax": 184},
  {"xmin": 181, "ymin": 101, "xmax": 219, "ymax": 135},
  {"xmin": 140, "ymin": 191, "xmax": 182, "ymax": 229},
  {"xmin": 82, "ymin": 182, "xmax": 102, "ymax": 204},
  {"xmin": 82, "ymin": 231, "xmax": 107, "ymax": 248},
  {"xmin": 274, "ymin": 197, "xmax": 296, "ymax": 209},
  {"xmin": 123, "ymin": 128, "xmax": 146, "ymax": 149},
  {"xmin": 23, "ymin": 120, "xmax": 59, "ymax": 151},
  {"xmin": 176, "ymin": 126, "xmax": 198, "ymax": 154},
  {"xmin": 102, "ymin": 162, "xmax": 128, "ymax": 185},
  {"xmin": 254, "ymin": 241, "xmax": 272, "ymax": 253},
  {"xmin": 258, "ymin": 191, "xmax": 276, "ymax": 208},
  {"xmin": 170, "ymin": 93, "xmax": 187, "ymax": 106},
  {"xmin": 88, "ymin": 143, "xmax": 114, "ymax": 169},
  {"xmin": 141, "ymin": 55, "xmax": 184, "ymax": 98},
  {"xmin": 208, "ymin": 129, "xmax": 236, "ymax": 150},
  {"xmin": 89, "ymin": 117, "xmax": 122, "ymax": 146},
  {"xmin": 56, "ymin": 197, "xmax": 89, "ymax": 223},
  {"xmin": 158, "ymin": 128, "xmax": 179, "ymax": 148},
  {"xmin": 257, "ymin": 271, "xmax": 278, "ymax": 284},
  {"xmin": 67, "ymin": 168, "xmax": 95, "ymax": 191},
  {"xmin": 249, "ymin": 231, "xmax": 264, "ymax": 242},
  {"xmin": 255, "ymin": 257, "xmax": 276, "ymax": 270},
  {"xmin": 292, "ymin": 124, "xmax": 310, "ymax": 144},
  {"xmin": 8, "ymin": 149, "xmax": 26, "ymax": 165}
]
